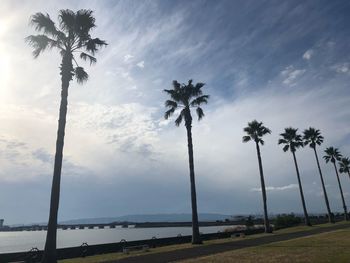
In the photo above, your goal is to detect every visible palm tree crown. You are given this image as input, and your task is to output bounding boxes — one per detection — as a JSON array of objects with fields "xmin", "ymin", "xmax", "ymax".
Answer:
[
  {"xmin": 26, "ymin": 9, "xmax": 107, "ymax": 82},
  {"xmin": 303, "ymin": 127, "xmax": 324, "ymax": 148},
  {"xmin": 164, "ymin": 80, "xmax": 209, "ymax": 126},
  {"xmin": 324, "ymin": 147, "xmax": 342, "ymax": 163},
  {"xmin": 339, "ymin": 157, "xmax": 350, "ymax": 174},
  {"xmin": 243, "ymin": 120, "xmax": 271, "ymax": 144},
  {"xmin": 278, "ymin": 127, "xmax": 304, "ymax": 152}
]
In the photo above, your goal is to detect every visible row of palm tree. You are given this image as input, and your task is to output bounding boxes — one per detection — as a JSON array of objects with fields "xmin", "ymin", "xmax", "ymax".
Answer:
[
  {"xmin": 243, "ymin": 122, "xmax": 350, "ymax": 233},
  {"xmin": 25, "ymin": 8, "xmax": 350, "ymax": 263}
]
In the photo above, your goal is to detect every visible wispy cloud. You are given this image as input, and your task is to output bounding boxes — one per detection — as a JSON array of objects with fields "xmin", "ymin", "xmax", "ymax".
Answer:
[
  {"xmin": 251, "ymin": 184, "xmax": 298, "ymax": 192},
  {"xmin": 302, "ymin": 49, "xmax": 314, "ymax": 60},
  {"xmin": 136, "ymin": 61, "xmax": 145, "ymax": 68},
  {"xmin": 331, "ymin": 63, "xmax": 350, "ymax": 74},
  {"xmin": 281, "ymin": 66, "xmax": 306, "ymax": 86}
]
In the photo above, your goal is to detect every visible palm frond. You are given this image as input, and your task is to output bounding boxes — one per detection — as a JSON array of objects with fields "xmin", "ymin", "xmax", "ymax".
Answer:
[
  {"xmin": 323, "ymin": 155, "xmax": 331, "ymax": 163},
  {"xmin": 164, "ymin": 107, "xmax": 176, "ymax": 119},
  {"xmin": 85, "ymin": 38, "xmax": 108, "ymax": 55},
  {"xmin": 324, "ymin": 147, "xmax": 342, "ymax": 163},
  {"xmin": 163, "ymin": 89, "xmax": 182, "ymax": 102},
  {"xmin": 339, "ymin": 157, "xmax": 350, "ymax": 174},
  {"xmin": 283, "ymin": 144, "xmax": 289, "ymax": 152},
  {"xmin": 278, "ymin": 127, "xmax": 302, "ymax": 152},
  {"xmin": 165, "ymin": 100, "xmax": 178, "ymax": 108},
  {"xmin": 242, "ymin": 135, "xmax": 251, "ymax": 143},
  {"xmin": 174, "ymin": 109, "xmax": 186, "ymax": 126},
  {"xmin": 190, "ymin": 95, "xmax": 209, "ymax": 107},
  {"xmin": 303, "ymin": 127, "xmax": 323, "ymax": 148},
  {"xmin": 196, "ymin": 107, "xmax": 205, "ymax": 121},
  {"xmin": 191, "ymin": 82, "xmax": 204, "ymax": 97},
  {"xmin": 76, "ymin": 9, "xmax": 96, "ymax": 34},
  {"xmin": 58, "ymin": 9, "xmax": 76, "ymax": 33},
  {"xmin": 30, "ymin": 12, "xmax": 60, "ymax": 37},
  {"xmin": 175, "ymin": 114, "xmax": 183, "ymax": 126},
  {"xmin": 164, "ymin": 79, "xmax": 208, "ymax": 126},
  {"xmin": 80, "ymin": 52, "xmax": 97, "ymax": 65},
  {"xmin": 172, "ymin": 80, "xmax": 181, "ymax": 90},
  {"xmin": 278, "ymin": 138, "xmax": 287, "ymax": 145},
  {"xmin": 26, "ymin": 35, "xmax": 59, "ymax": 58},
  {"xmin": 243, "ymin": 120, "xmax": 270, "ymax": 144},
  {"xmin": 74, "ymin": 66, "xmax": 88, "ymax": 83},
  {"xmin": 261, "ymin": 126, "xmax": 271, "ymax": 136}
]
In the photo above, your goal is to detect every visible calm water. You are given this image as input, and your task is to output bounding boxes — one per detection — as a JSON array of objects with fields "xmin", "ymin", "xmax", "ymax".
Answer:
[{"xmin": 0, "ymin": 225, "xmax": 240, "ymax": 253}]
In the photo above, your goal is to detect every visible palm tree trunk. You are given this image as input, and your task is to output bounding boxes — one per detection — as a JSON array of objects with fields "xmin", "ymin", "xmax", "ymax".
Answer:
[
  {"xmin": 313, "ymin": 148, "xmax": 334, "ymax": 223},
  {"xmin": 255, "ymin": 142, "xmax": 271, "ymax": 233},
  {"xmin": 185, "ymin": 117, "xmax": 201, "ymax": 244},
  {"xmin": 41, "ymin": 54, "xmax": 73, "ymax": 263},
  {"xmin": 292, "ymin": 151, "xmax": 311, "ymax": 226},
  {"xmin": 333, "ymin": 162, "xmax": 348, "ymax": 221}
]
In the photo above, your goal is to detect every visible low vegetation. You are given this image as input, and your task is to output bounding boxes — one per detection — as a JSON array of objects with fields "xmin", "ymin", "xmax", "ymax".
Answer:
[{"xmin": 274, "ymin": 214, "xmax": 302, "ymax": 230}]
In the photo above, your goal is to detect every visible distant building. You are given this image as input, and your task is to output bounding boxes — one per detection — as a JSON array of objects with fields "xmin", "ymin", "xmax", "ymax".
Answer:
[{"xmin": 0, "ymin": 219, "xmax": 4, "ymax": 228}]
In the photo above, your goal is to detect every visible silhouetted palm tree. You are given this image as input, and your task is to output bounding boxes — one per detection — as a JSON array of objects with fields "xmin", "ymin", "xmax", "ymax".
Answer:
[
  {"xmin": 324, "ymin": 147, "xmax": 348, "ymax": 221},
  {"xmin": 243, "ymin": 120, "xmax": 272, "ymax": 233},
  {"xmin": 303, "ymin": 128, "xmax": 334, "ymax": 223},
  {"xmin": 278, "ymin": 128, "xmax": 311, "ymax": 226},
  {"xmin": 164, "ymin": 80, "xmax": 209, "ymax": 244},
  {"xmin": 339, "ymin": 157, "xmax": 350, "ymax": 180},
  {"xmin": 26, "ymin": 10, "xmax": 107, "ymax": 262}
]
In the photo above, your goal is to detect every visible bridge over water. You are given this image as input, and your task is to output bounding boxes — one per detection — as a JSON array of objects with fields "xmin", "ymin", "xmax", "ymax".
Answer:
[{"xmin": 0, "ymin": 222, "xmax": 132, "ymax": 232}]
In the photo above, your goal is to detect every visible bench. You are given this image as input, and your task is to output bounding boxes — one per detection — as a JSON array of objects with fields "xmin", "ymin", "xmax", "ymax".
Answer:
[{"xmin": 123, "ymin": 245, "xmax": 149, "ymax": 254}]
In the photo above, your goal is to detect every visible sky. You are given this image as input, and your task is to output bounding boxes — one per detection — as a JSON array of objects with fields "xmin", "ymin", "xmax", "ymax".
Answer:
[{"xmin": 0, "ymin": 0, "xmax": 350, "ymax": 224}]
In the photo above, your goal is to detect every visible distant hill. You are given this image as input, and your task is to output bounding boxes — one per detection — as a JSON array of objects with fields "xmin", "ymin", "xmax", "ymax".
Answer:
[{"xmin": 59, "ymin": 213, "xmax": 232, "ymax": 225}]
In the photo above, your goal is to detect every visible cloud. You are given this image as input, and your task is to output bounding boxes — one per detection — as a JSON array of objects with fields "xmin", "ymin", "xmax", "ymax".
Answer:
[
  {"xmin": 302, "ymin": 49, "xmax": 313, "ymax": 60},
  {"xmin": 251, "ymin": 184, "xmax": 298, "ymax": 192},
  {"xmin": 136, "ymin": 60, "xmax": 145, "ymax": 68},
  {"xmin": 331, "ymin": 63, "xmax": 349, "ymax": 74},
  {"xmin": 123, "ymin": 54, "xmax": 134, "ymax": 63},
  {"xmin": 281, "ymin": 65, "xmax": 306, "ymax": 86}
]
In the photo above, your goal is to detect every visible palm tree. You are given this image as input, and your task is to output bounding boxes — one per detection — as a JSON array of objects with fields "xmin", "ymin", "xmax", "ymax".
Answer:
[
  {"xmin": 26, "ymin": 10, "xmax": 107, "ymax": 262},
  {"xmin": 243, "ymin": 120, "xmax": 272, "ymax": 233},
  {"xmin": 339, "ymin": 157, "xmax": 350, "ymax": 180},
  {"xmin": 303, "ymin": 128, "xmax": 334, "ymax": 223},
  {"xmin": 324, "ymin": 147, "xmax": 348, "ymax": 221},
  {"xmin": 164, "ymin": 80, "xmax": 209, "ymax": 244},
  {"xmin": 278, "ymin": 128, "xmax": 311, "ymax": 226}
]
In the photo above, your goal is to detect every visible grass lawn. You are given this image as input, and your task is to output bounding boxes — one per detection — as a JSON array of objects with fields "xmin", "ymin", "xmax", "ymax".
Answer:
[
  {"xmin": 182, "ymin": 228, "xmax": 350, "ymax": 263},
  {"xmin": 59, "ymin": 222, "xmax": 350, "ymax": 263}
]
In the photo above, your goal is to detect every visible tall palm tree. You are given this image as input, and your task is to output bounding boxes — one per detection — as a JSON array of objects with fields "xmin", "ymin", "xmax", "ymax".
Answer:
[
  {"xmin": 243, "ymin": 120, "xmax": 272, "ymax": 233},
  {"xmin": 324, "ymin": 147, "xmax": 348, "ymax": 221},
  {"xmin": 303, "ymin": 128, "xmax": 334, "ymax": 223},
  {"xmin": 339, "ymin": 157, "xmax": 350, "ymax": 180},
  {"xmin": 26, "ymin": 10, "xmax": 107, "ymax": 262},
  {"xmin": 164, "ymin": 80, "xmax": 209, "ymax": 244},
  {"xmin": 278, "ymin": 127, "xmax": 311, "ymax": 226}
]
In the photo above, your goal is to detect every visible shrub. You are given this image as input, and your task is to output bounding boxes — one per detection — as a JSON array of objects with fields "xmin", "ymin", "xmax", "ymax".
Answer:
[{"xmin": 274, "ymin": 213, "xmax": 302, "ymax": 229}]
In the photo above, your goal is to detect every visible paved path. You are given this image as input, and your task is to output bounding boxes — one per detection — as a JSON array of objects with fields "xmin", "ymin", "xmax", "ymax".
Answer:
[{"xmin": 108, "ymin": 223, "xmax": 350, "ymax": 263}]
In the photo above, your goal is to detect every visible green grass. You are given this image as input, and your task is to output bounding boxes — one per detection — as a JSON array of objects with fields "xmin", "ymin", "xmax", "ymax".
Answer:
[
  {"xmin": 59, "ymin": 222, "xmax": 350, "ymax": 263},
  {"xmin": 182, "ymin": 228, "xmax": 350, "ymax": 263}
]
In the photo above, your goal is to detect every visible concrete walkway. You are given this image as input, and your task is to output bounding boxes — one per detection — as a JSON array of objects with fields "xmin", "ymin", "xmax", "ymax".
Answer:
[{"xmin": 108, "ymin": 223, "xmax": 350, "ymax": 263}]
